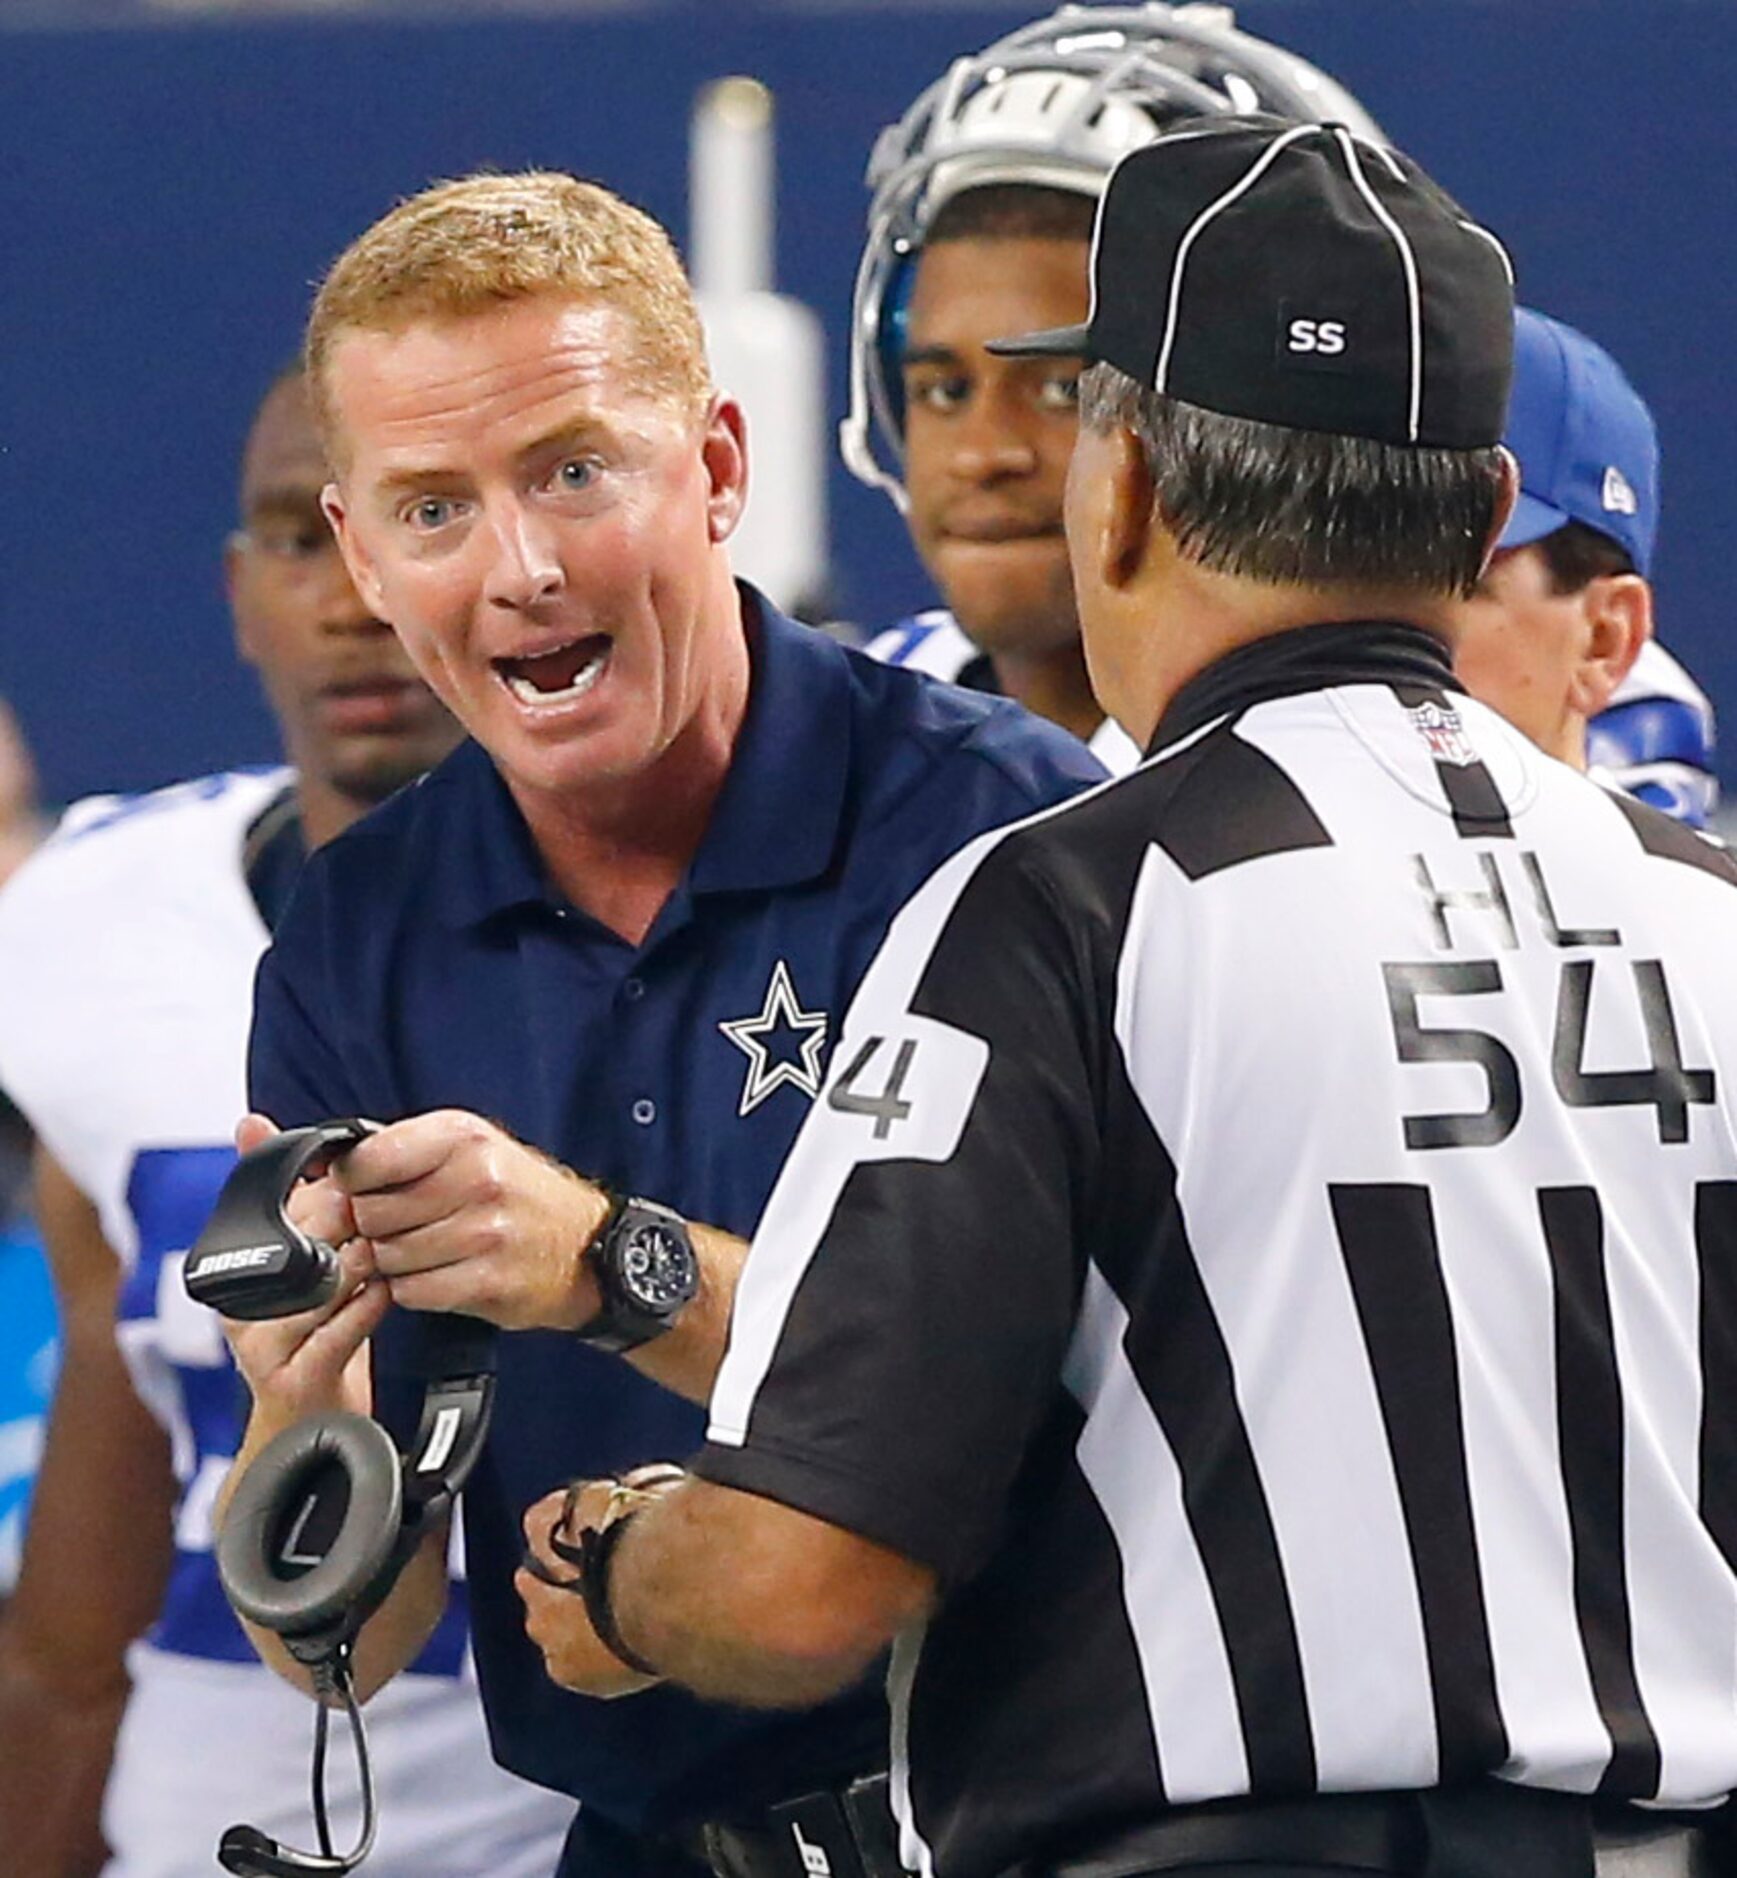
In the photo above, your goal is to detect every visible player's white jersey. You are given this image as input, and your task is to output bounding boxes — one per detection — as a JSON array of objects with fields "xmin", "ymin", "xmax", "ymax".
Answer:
[
  {"xmin": 1589, "ymin": 639, "xmax": 1718, "ymax": 828},
  {"xmin": 865, "ymin": 609, "xmax": 1143, "ymax": 774},
  {"xmin": 869, "ymin": 612, "xmax": 1721, "ymax": 828},
  {"xmin": 0, "ymin": 770, "xmax": 572, "ymax": 1878}
]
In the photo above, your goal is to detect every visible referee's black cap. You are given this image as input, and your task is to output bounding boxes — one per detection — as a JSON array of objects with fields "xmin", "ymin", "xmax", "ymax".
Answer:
[{"xmin": 987, "ymin": 116, "xmax": 1515, "ymax": 450}]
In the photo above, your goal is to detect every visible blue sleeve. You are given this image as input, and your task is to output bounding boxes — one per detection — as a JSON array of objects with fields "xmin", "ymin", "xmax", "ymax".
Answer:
[
  {"xmin": 876, "ymin": 724, "xmax": 1104, "ymax": 915},
  {"xmin": 1587, "ymin": 696, "xmax": 1718, "ymax": 829},
  {"xmin": 960, "ymin": 715, "xmax": 1109, "ymax": 817},
  {"xmin": 247, "ymin": 920, "xmax": 364, "ymax": 1129}
]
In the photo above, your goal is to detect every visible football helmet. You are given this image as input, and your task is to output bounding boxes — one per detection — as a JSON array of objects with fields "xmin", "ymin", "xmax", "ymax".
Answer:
[{"xmin": 841, "ymin": 3, "xmax": 1385, "ymax": 506}]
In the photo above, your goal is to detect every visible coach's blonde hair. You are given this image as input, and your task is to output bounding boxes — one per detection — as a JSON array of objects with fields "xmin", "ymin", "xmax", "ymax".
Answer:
[{"xmin": 306, "ymin": 170, "xmax": 712, "ymax": 459}]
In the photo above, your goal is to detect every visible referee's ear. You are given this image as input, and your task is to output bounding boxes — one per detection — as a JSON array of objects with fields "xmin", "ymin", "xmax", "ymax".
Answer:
[
  {"xmin": 1089, "ymin": 422, "xmax": 1158, "ymax": 592},
  {"xmin": 1476, "ymin": 446, "xmax": 1522, "ymax": 581}
]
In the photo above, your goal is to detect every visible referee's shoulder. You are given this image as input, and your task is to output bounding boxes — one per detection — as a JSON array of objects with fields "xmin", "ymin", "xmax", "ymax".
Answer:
[
  {"xmin": 1594, "ymin": 775, "xmax": 1737, "ymax": 890},
  {"xmin": 926, "ymin": 711, "xmax": 1326, "ymax": 957},
  {"xmin": 980, "ymin": 713, "xmax": 1242, "ymax": 877},
  {"xmin": 893, "ymin": 746, "xmax": 1178, "ymax": 958}
]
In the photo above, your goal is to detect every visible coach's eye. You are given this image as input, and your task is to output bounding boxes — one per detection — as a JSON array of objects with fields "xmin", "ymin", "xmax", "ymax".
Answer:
[
  {"xmin": 402, "ymin": 496, "xmax": 463, "ymax": 533},
  {"xmin": 551, "ymin": 458, "xmax": 599, "ymax": 493},
  {"xmin": 1038, "ymin": 372, "xmax": 1080, "ymax": 413}
]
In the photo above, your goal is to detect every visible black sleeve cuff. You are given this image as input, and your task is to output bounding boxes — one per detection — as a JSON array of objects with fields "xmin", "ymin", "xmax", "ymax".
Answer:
[{"xmin": 692, "ymin": 1436, "xmax": 983, "ymax": 1587}]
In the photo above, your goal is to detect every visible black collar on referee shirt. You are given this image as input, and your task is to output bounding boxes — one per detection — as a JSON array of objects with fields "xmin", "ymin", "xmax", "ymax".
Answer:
[{"xmin": 1148, "ymin": 620, "xmax": 1457, "ymax": 758}]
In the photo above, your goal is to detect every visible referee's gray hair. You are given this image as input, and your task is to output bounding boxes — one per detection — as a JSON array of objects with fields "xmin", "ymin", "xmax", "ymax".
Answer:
[{"xmin": 1077, "ymin": 362, "xmax": 1506, "ymax": 598}]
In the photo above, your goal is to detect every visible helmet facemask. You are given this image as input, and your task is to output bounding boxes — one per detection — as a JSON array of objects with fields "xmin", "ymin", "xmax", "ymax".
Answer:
[{"xmin": 841, "ymin": 2, "xmax": 1385, "ymax": 509}]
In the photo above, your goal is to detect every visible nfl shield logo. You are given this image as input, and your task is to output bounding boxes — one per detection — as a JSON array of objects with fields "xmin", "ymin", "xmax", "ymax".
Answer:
[{"xmin": 1407, "ymin": 699, "xmax": 1478, "ymax": 768}]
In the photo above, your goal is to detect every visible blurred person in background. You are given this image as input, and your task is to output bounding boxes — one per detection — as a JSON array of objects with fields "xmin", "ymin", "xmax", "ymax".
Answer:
[
  {"xmin": 848, "ymin": 4, "xmax": 1719, "ymax": 818},
  {"xmin": 847, "ymin": 3, "xmax": 1384, "ymax": 772},
  {"xmin": 0, "ymin": 365, "xmax": 574, "ymax": 1877},
  {"xmin": 0, "ymin": 696, "xmax": 50, "ymax": 1599},
  {"xmin": 0, "ymin": 699, "xmax": 43, "ymax": 890},
  {"xmin": 1451, "ymin": 305, "xmax": 1717, "ymax": 824}
]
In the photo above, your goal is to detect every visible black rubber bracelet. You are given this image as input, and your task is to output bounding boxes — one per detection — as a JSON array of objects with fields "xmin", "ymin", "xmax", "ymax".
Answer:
[{"xmin": 579, "ymin": 1511, "xmax": 663, "ymax": 1679}]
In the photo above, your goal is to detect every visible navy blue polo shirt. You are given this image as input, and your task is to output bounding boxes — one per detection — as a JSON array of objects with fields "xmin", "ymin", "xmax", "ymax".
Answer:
[{"xmin": 247, "ymin": 588, "xmax": 1103, "ymax": 1849}]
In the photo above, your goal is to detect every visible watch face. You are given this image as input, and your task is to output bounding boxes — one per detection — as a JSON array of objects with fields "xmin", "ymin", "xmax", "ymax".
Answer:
[{"xmin": 619, "ymin": 1220, "xmax": 695, "ymax": 1311}]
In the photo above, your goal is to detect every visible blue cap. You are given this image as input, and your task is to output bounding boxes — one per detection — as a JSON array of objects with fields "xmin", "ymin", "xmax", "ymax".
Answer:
[{"xmin": 1499, "ymin": 307, "xmax": 1659, "ymax": 575}]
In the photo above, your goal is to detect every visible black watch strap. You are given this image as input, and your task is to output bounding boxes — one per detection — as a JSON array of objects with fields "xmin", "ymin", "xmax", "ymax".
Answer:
[{"xmin": 575, "ymin": 1187, "xmax": 633, "ymax": 1350}]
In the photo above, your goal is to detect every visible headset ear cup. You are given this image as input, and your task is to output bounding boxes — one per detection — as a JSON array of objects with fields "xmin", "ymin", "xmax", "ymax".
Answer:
[{"xmin": 218, "ymin": 1412, "xmax": 405, "ymax": 1638}]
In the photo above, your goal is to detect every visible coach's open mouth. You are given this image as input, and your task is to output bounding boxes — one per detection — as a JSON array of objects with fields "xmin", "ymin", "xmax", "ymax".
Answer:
[{"xmin": 494, "ymin": 635, "xmax": 612, "ymax": 706}]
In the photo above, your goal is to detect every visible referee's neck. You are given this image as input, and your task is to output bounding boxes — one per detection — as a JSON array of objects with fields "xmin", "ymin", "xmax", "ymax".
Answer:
[{"xmin": 1080, "ymin": 540, "xmax": 1460, "ymax": 753}]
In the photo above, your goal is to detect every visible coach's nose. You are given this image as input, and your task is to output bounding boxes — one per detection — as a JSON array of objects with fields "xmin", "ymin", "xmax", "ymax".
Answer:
[{"xmin": 482, "ymin": 498, "xmax": 565, "ymax": 613}]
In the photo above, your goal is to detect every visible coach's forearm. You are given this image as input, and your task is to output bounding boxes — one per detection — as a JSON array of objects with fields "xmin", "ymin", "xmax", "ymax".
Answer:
[
  {"xmin": 235, "ymin": 1524, "xmax": 448, "ymax": 1707},
  {"xmin": 225, "ymin": 1520, "xmax": 448, "ymax": 1706}
]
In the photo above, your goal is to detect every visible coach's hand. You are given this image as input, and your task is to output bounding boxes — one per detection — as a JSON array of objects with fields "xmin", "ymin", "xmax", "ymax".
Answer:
[
  {"xmin": 320, "ymin": 1109, "xmax": 610, "ymax": 1332},
  {"xmin": 220, "ymin": 1113, "xmax": 389, "ymax": 1435}
]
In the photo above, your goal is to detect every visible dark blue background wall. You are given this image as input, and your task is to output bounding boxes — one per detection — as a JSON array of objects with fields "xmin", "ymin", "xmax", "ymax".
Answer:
[{"xmin": 3, "ymin": 1, "xmax": 1731, "ymax": 804}]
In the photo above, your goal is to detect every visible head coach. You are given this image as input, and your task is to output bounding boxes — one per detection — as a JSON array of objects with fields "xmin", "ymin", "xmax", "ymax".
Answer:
[
  {"xmin": 221, "ymin": 171, "xmax": 1102, "ymax": 1878},
  {"xmin": 529, "ymin": 122, "xmax": 1737, "ymax": 1878}
]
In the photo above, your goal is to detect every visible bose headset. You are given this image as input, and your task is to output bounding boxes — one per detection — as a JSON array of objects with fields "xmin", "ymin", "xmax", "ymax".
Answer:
[{"xmin": 184, "ymin": 1120, "xmax": 496, "ymax": 1878}]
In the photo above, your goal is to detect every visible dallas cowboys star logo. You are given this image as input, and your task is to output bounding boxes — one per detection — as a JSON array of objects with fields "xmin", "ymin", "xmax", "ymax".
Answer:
[{"xmin": 718, "ymin": 960, "xmax": 828, "ymax": 1117}]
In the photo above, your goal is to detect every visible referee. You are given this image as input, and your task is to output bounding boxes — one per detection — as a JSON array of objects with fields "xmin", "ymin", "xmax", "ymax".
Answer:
[{"xmin": 522, "ymin": 121, "xmax": 1737, "ymax": 1878}]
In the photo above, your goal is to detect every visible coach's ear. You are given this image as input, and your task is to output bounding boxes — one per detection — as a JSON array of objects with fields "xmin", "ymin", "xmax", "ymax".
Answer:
[
  {"xmin": 1476, "ymin": 447, "xmax": 1521, "ymax": 580},
  {"xmin": 702, "ymin": 395, "xmax": 749, "ymax": 546},
  {"xmin": 321, "ymin": 483, "xmax": 390, "ymax": 620}
]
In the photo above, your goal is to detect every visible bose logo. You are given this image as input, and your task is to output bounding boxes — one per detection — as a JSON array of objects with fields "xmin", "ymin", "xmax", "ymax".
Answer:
[
  {"xmin": 1287, "ymin": 318, "xmax": 1347, "ymax": 356},
  {"xmin": 187, "ymin": 1246, "xmax": 276, "ymax": 1277}
]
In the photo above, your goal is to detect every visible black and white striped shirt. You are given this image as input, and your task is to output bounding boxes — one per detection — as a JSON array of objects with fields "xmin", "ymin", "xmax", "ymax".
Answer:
[{"xmin": 698, "ymin": 622, "xmax": 1737, "ymax": 1878}]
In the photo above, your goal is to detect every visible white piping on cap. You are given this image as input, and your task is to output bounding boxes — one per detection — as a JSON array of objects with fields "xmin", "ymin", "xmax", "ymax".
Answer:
[
  {"xmin": 1458, "ymin": 218, "xmax": 1515, "ymax": 286},
  {"xmin": 1363, "ymin": 136, "xmax": 1407, "ymax": 183},
  {"xmin": 1082, "ymin": 149, "xmax": 1106, "ymax": 331},
  {"xmin": 1347, "ymin": 128, "xmax": 1512, "ymax": 295},
  {"xmin": 1152, "ymin": 120, "xmax": 1317, "ymax": 393},
  {"xmin": 1334, "ymin": 124, "xmax": 1423, "ymax": 444}
]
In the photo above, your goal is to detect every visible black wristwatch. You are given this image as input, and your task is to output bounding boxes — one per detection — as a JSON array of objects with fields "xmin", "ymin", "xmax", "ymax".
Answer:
[{"xmin": 575, "ymin": 1192, "xmax": 699, "ymax": 1353}]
